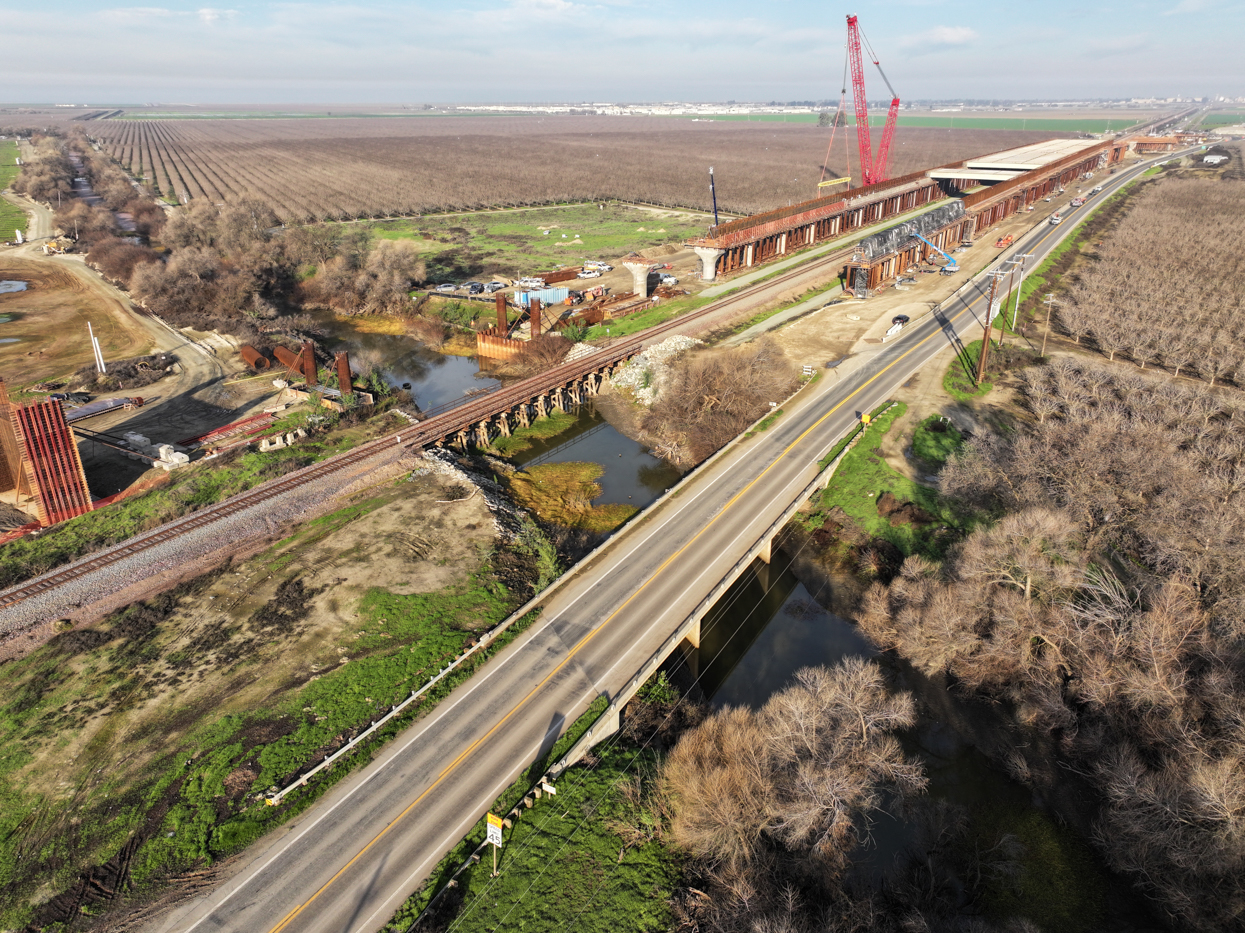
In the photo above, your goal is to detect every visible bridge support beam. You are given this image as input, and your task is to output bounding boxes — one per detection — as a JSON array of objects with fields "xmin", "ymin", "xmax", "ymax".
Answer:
[
  {"xmin": 693, "ymin": 246, "xmax": 725, "ymax": 282},
  {"xmin": 476, "ymin": 421, "xmax": 490, "ymax": 448},
  {"xmin": 757, "ymin": 535, "xmax": 772, "ymax": 565},
  {"xmin": 624, "ymin": 261, "xmax": 651, "ymax": 299},
  {"xmin": 745, "ymin": 243, "xmax": 755, "ymax": 267},
  {"xmin": 497, "ymin": 412, "xmax": 511, "ymax": 437}
]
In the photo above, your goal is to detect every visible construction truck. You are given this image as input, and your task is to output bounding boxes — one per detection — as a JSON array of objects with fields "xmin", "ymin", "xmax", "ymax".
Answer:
[{"xmin": 42, "ymin": 236, "xmax": 74, "ymax": 255}]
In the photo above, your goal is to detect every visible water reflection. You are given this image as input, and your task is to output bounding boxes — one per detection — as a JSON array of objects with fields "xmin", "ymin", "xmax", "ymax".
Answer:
[
  {"xmin": 514, "ymin": 404, "xmax": 682, "ymax": 510},
  {"xmin": 700, "ymin": 556, "xmax": 876, "ymax": 706},
  {"xmin": 308, "ymin": 311, "xmax": 497, "ymax": 411},
  {"xmin": 0, "ymin": 281, "xmax": 28, "ymax": 294}
]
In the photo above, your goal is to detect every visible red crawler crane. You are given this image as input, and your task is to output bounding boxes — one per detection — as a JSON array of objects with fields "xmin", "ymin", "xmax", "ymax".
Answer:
[{"xmin": 846, "ymin": 13, "xmax": 901, "ymax": 187}]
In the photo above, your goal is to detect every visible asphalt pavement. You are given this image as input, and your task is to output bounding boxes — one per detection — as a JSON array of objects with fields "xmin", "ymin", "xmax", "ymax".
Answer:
[{"xmin": 146, "ymin": 147, "xmax": 1191, "ymax": 933}]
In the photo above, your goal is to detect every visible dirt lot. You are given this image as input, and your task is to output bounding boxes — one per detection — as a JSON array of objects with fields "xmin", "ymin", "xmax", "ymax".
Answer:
[
  {"xmin": 0, "ymin": 256, "xmax": 155, "ymax": 391},
  {"xmin": 12, "ymin": 468, "xmax": 495, "ymax": 802}
]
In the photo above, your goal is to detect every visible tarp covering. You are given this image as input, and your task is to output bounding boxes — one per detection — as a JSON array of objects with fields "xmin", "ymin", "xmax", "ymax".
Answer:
[{"xmin": 857, "ymin": 201, "xmax": 966, "ymax": 261}]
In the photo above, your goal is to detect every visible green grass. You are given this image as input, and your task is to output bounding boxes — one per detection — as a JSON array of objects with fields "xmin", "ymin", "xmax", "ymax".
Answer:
[
  {"xmin": 367, "ymin": 203, "xmax": 706, "ymax": 282},
  {"xmin": 380, "ymin": 694, "xmax": 612, "ymax": 930},
  {"xmin": 505, "ymin": 462, "xmax": 637, "ymax": 533},
  {"xmin": 1200, "ymin": 112, "xmax": 1245, "ymax": 125},
  {"xmin": 381, "ymin": 691, "xmax": 680, "ymax": 933},
  {"xmin": 745, "ymin": 408, "xmax": 784, "ymax": 438},
  {"xmin": 911, "ymin": 415, "xmax": 964, "ymax": 469},
  {"xmin": 583, "ymin": 294, "xmax": 712, "ymax": 342},
  {"xmin": 943, "ymin": 339, "xmax": 993, "ymax": 402},
  {"xmin": 809, "ymin": 402, "xmax": 964, "ymax": 559},
  {"xmin": 0, "ymin": 495, "xmax": 555, "ymax": 927},
  {"xmin": 0, "ymin": 407, "xmax": 400, "ymax": 590},
  {"xmin": 0, "ymin": 140, "xmax": 28, "ymax": 240},
  {"xmin": 487, "ymin": 409, "xmax": 580, "ymax": 457}
]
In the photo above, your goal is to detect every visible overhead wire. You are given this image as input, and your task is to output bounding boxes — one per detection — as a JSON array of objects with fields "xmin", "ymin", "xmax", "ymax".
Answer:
[{"xmin": 439, "ymin": 496, "xmax": 848, "ymax": 933}]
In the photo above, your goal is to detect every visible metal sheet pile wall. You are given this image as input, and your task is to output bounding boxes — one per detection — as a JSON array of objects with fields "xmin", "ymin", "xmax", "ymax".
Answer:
[{"xmin": 12, "ymin": 399, "xmax": 94, "ymax": 526}]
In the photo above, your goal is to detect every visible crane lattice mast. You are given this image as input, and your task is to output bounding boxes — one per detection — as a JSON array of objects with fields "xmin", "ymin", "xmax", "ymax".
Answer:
[{"xmin": 846, "ymin": 13, "xmax": 901, "ymax": 186}]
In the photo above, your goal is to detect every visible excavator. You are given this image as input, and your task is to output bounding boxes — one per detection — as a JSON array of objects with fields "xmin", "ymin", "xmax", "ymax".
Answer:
[{"xmin": 908, "ymin": 228, "xmax": 958, "ymax": 275}]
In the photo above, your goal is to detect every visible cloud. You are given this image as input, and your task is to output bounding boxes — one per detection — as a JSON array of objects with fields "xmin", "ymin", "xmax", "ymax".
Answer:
[
  {"xmin": 198, "ymin": 8, "xmax": 239, "ymax": 24},
  {"xmin": 1164, "ymin": 0, "xmax": 1205, "ymax": 13},
  {"xmin": 898, "ymin": 26, "xmax": 978, "ymax": 50}
]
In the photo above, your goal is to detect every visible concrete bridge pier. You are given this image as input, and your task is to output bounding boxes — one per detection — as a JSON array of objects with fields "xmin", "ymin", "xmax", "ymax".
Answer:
[
  {"xmin": 624, "ymin": 260, "xmax": 652, "ymax": 299},
  {"xmin": 757, "ymin": 535, "xmax": 773, "ymax": 564},
  {"xmin": 745, "ymin": 243, "xmax": 755, "ymax": 267},
  {"xmin": 693, "ymin": 246, "xmax": 725, "ymax": 281}
]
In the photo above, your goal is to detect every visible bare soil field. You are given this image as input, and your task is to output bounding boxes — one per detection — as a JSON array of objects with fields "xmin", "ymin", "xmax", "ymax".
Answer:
[
  {"xmin": 0, "ymin": 256, "xmax": 154, "ymax": 391},
  {"xmin": 88, "ymin": 116, "xmax": 1073, "ymax": 221}
]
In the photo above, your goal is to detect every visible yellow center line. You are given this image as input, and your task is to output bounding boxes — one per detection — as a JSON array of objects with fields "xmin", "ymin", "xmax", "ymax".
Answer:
[{"xmin": 266, "ymin": 177, "xmax": 1123, "ymax": 931}]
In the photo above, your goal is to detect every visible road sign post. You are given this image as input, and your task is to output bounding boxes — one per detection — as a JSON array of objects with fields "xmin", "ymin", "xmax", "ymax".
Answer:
[{"xmin": 486, "ymin": 813, "xmax": 503, "ymax": 876}]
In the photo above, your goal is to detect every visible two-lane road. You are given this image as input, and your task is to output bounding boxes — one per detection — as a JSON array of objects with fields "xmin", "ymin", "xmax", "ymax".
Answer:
[{"xmin": 148, "ymin": 148, "xmax": 1192, "ymax": 933}]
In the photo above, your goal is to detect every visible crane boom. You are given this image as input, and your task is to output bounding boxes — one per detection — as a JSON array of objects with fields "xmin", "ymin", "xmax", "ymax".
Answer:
[
  {"xmin": 846, "ymin": 13, "xmax": 900, "ymax": 186},
  {"xmin": 908, "ymin": 228, "xmax": 958, "ymax": 272},
  {"xmin": 845, "ymin": 14, "xmax": 874, "ymax": 185}
]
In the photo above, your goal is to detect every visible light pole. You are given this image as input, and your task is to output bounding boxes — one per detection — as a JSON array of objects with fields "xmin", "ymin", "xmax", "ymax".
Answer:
[
  {"xmin": 1010, "ymin": 253, "xmax": 1034, "ymax": 336},
  {"xmin": 1040, "ymin": 294, "xmax": 1058, "ymax": 357}
]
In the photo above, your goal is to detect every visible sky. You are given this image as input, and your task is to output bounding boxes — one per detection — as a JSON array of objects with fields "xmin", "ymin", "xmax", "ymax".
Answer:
[{"xmin": 3, "ymin": 0, "xmax": 1243, "ymax": 104}]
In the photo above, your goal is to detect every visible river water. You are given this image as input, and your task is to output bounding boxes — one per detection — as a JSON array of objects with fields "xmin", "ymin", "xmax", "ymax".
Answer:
[
  {"xmin": 309, "ymin": 311, "xmax": 496, "ymax": 411},
  {"xmin": 313, "ymin": 313, "xmax": 680, "ymax": 508}
]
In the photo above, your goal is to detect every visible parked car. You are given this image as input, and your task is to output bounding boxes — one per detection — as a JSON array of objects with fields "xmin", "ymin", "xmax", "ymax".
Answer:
[
  {"xmin": 49, "ymin": 392, "xmax": 69, "ymax": 401},
  {"xmin": 466, "ymin": 282, "xmax": 484, "ymax": 294},
  {"xmin": 579, "ymin": 270, "xmax": 602, "ymax": 279},
  {"xmin": 891, "ymin": 315, "xmax": 910, "ymax": 327},
  {"xmin": 484, "ymin": 282, "xmax": 506, "ymax": 293},
  {"xmin": 67, "ymin": 392, "xmax": 92, "ymax": 404},
  {"xmin": 659, "ymin": 274, "xmax": 678, "ymax": 286},
  {"xmin": 434, "ymin": 283, "xmax": 455, "ymax": 293}
]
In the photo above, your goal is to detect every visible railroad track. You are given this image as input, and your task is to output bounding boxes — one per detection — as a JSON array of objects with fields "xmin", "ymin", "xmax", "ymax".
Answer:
[{"xmin": 0, "ymin": 248, "xmax": 848, "ymax": 613}]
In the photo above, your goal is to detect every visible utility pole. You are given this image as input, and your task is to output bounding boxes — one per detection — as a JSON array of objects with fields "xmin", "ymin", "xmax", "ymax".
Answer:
[
  {"xmin": 1010, "ymin": 253, "xmax": 1033, "ymax": 335},
  {"xmin": 976, "ymin": 271, "xmax": 1006, "ymax": 385},
  {"xmin": 709, "ymin": 167, "xmax": 719, "ymax": 227},
  {"xmin": 1040, "ymin": 294, "xmax": 1058, "ymax": 357}
]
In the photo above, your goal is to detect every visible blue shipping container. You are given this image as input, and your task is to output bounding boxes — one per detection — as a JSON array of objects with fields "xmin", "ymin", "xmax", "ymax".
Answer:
[{"xmin": 517, "ymin": 288, "xmax": 569, "ymax": 308}]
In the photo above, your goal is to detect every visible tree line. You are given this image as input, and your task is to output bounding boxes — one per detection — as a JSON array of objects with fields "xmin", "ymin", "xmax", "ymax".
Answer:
[
  {"xmin": 854, "ymin": 357, "xmax": 1245, "ymax": 930},
  {"xmin": 85, "ymin": 117, "xmax": 1063, "ymax": 221},
  {"xmin": 1052, "ymin": 163, "xmax": 1245, "ymax": 386}
]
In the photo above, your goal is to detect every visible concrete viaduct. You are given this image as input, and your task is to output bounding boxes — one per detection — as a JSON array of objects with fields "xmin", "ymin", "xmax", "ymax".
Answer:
[{"xmin": 686, "ymin": 137, "xmax": 1126, "ymax": 287}]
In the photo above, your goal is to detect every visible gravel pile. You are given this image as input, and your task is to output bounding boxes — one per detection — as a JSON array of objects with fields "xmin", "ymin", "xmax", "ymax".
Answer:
[
  {"xmin": 0, "ymin": 442, "xmax": 410, "ymax": 636},
  {"xmin": 419, "ymin": 449, "xmax": 527, "ymax": 540},
  {"xmin": 563, "ymin": 342, "xmax": 603, "ymax": 364},
  {"xmin": 610, "ymin": 335, "xmax": 701, "ymax": 405}
]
